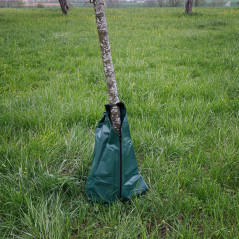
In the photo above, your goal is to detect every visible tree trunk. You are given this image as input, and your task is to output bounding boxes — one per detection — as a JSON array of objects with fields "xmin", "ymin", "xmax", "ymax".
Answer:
[
  {"xmin": 93, "ymin": 0, "xmax": 121, "ymax": 135},
  {"xmin": 59, "ymin": 0, "xmax": 69, "ymax": 15},
  {"xmin": 185, "ymin": 0, "xmax": 193, "ymax": 14}
]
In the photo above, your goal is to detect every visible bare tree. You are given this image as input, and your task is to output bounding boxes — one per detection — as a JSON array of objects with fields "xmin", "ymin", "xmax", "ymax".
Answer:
[
  {"xmin": 157, "ymin": 0, "xmax": 164, "ymax": 7},
  {"xmin": 212, "ymin": 0, "xmax": 224, "ymax": 6},
  {"xmin": 185, "ymin": 0, "xmax": 193, "ymax": 13},
  {"xmin": 194, "ymin": 0, "xmax": 204, "ymax": 7},
  {"xmin": 93, "ymin": 0, "xmax": 121, "ymax": 135},
  {"xmin": 59, "ymin": 0, "xmax": 69, "ymax": 15},
  {"xmin": 0, "ymin": 0, "xmax": 15, "ymax": 7},
  {"xmin": 169, "ymin": 0, "xmax": 183, "ymax": 7}
]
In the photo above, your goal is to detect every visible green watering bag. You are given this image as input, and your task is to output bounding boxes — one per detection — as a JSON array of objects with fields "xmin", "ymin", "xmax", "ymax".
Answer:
[{"xmin": 86, "ymin": 102, "xmax": 148, "ymax": 203}]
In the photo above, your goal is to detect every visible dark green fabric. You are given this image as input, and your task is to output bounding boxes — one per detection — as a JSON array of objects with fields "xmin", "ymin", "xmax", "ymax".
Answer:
[{"xmin": 86, "ymin": 103, "xmax": 148, "ymax": 203}]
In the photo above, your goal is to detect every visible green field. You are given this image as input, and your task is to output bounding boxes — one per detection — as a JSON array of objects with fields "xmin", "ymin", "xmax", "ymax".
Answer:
[{"xmin": 0, "ymin": 7, "xmax": 239, "ymax": 238}]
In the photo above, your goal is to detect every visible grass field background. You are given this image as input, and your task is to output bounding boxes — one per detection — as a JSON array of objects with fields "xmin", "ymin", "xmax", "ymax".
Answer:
[{"xmin": 0, "ymin": 7, "xmax": 239, "ymax": 238}]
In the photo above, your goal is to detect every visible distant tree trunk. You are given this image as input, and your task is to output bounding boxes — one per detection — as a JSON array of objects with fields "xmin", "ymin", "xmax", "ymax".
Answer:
[
  {"xmin": 59, "ymin": 0, "xmax": 69, "ymax": 15},
  {"xmin": 185, "ymin": 0, "xmax": 193, "ymax": 13},
  {"xmin": 93, "ymin": 0, "xmax": 121, "ymax": 135}
]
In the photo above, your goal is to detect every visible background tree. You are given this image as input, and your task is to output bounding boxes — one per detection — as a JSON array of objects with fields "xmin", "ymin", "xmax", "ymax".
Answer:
[
  {"xmin": 157, "ymin": 0, "xmax": 164, "ymax": 7},
  {"xmin": 194, "ymin": 0, "xmax": 205, "ymax": 7},
  {"xmin": 0, "ymin": 0, "xmax": 15, "ymax": 8},
  {"xmin": 16, "ymin": 0, "xmax": 25, "ymax": 8},
  {"xmin": 185, "ymin": 0, "xmax": 193, "ymax": 13},
  {"xmin": 212, "ymin": 0, "xmax": 224, "ymax": 6},
  {"xmin": 169, "ymin": 0, "xmax": 183, "ymax": 7},
  {"xmin": 194, "ymin": 0, "xmax": 199, "ymax": 7},
  {"xmin": 93, "ymin": 0, "xmax": 121, "ymax": 134},
  {"xmin": 59, "ymin": 0, "xmax": 69, "ymax": 15}
]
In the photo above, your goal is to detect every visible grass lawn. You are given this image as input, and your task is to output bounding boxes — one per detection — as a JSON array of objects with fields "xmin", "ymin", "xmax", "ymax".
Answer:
[{"xmin": 0, "ymin": 7, "xmax": 239, "ymax": 238}]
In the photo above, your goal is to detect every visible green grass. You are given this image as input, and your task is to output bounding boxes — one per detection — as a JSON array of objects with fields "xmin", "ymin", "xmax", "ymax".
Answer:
[{"xmin": 0, "ymin": 7, "xmax": 239, "ymax": 238}]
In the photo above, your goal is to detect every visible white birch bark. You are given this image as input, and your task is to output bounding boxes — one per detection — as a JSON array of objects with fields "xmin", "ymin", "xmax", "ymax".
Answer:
[{"xmin": 93, "ymin": 0, "xmax": 121, "ymax": 135}]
